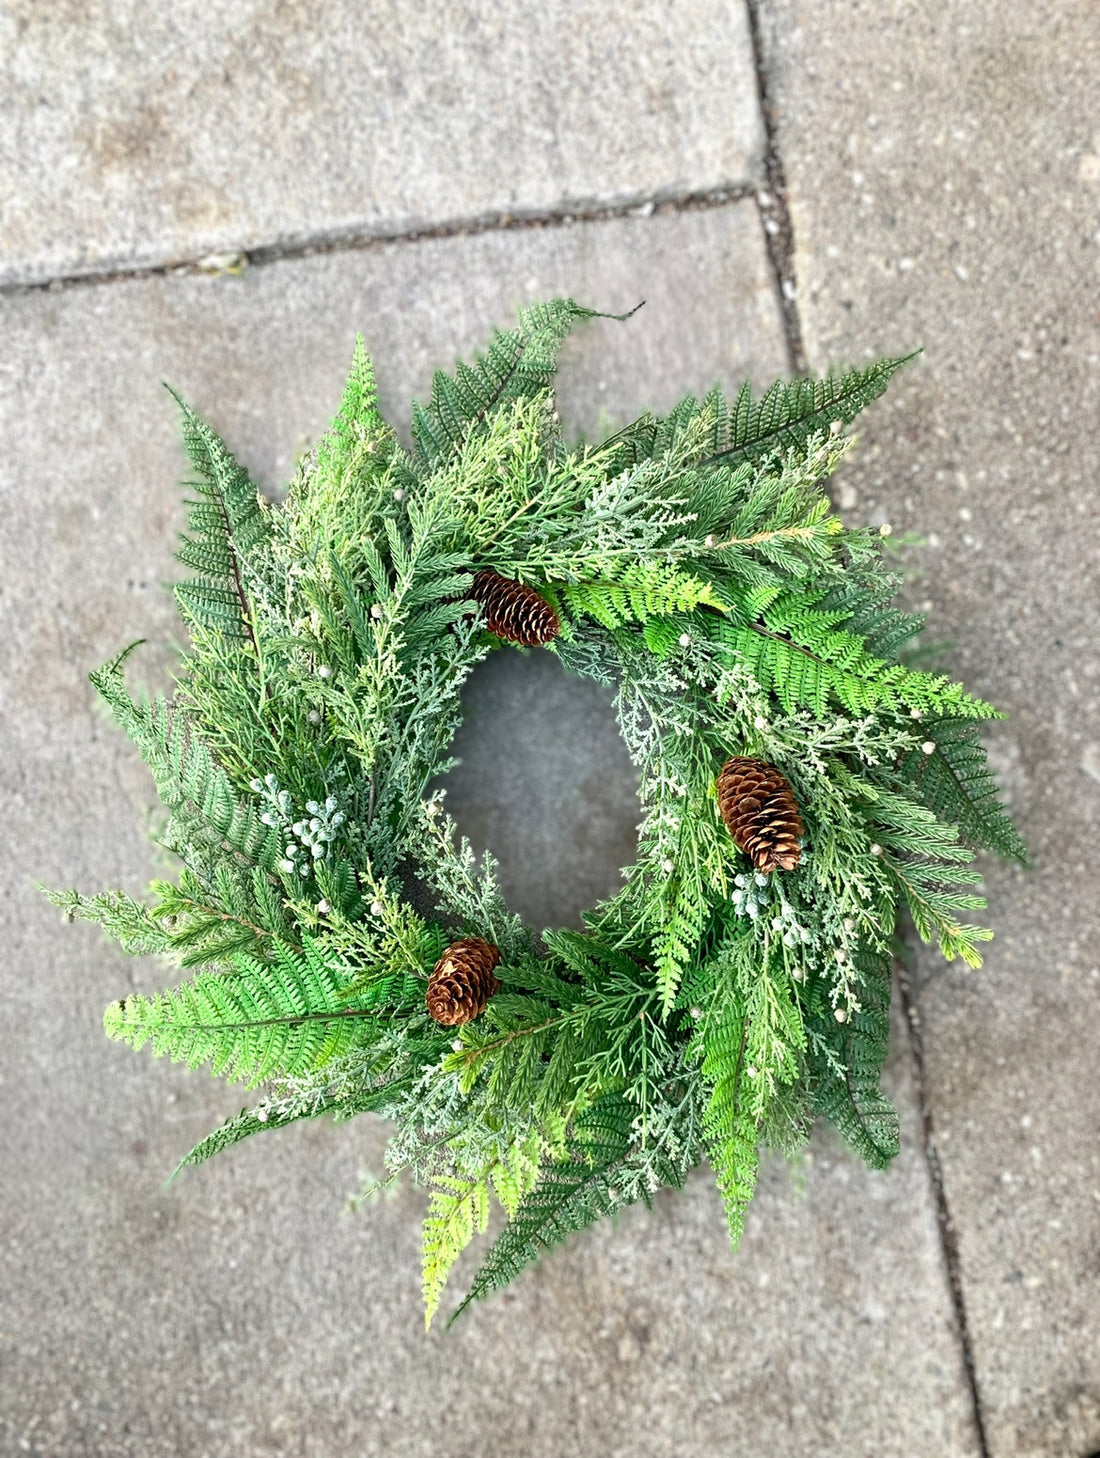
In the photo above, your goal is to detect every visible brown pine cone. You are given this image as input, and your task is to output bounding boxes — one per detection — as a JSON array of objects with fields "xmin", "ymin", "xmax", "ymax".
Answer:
[
  {"xmin": 716, "ymin": 757, "xmax": 804, "ymax": 873},
  {"xmin": 467, "ymin": 569, "xmax": 559, "ymax": 646},
  {"xmin": 426, "ymin": 937, "xmax": 502, "ymax": 1026}
]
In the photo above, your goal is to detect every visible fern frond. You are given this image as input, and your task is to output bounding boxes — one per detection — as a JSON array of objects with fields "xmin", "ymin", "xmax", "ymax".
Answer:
[
  {"xmin": 708, "ymin": 587, "xmax": 998, "ymax": 721},
  {"xmin": 422, "ymin": 1168, "xmax": 493, "ymax": 1328},
  {"xmin": 173, "ymin": 1069, "xmax": 406, "ymax": 1175},
  {"xmin": 858, "ymin": 781, "xmax": 992, "ymax": 966},
  {"xmin": 410, "ymin": 299, "xmax": 634, "ymax": 468},
  {"xmin": 448, "ymin": 1095, "xmax": 636, "ymax": 1325},
  {"xmin": 808, "ymin": 949, "xmax": 898, "ymax": 1168},
  {"xmin": 700, "ymin": 357, "xmax": 916, "ymax": 468},
  {"xmin": 895, "ymin": 719, "xmax": 1028, "ymax": 862},
  {"xmin": 552, "ymin": 559, "xmax": 725, "ymax": 633},
  {"xmin": 602, "ymin": 356, "xmax": 915, "ymax": 475},
  {"xmin": 90, "ymin": 645, "xmax": 281, "ymax": 870},
  {"xmin": 169, "ymin": 392, "xmax": 270, "ymax": 647},
  {"xmin": 697, "ymin": 995, "xmax": 759, "ymax": 1246},
  {"xmin": 654, "ymin": 872, "xmax": 711, "ymax": 1014},
  {"xmin": 103, "ymin": 938, "xmax": 381, "ymax": 1087}
]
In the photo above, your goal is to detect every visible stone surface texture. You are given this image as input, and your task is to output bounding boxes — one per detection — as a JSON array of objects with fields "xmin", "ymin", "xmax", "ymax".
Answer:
[
  {"xmin": 3, "ymin": 0, "xmax": 1093, "ymax": 1451},
  {"xmin": 761, "ymin": 2, "xmax": 1100, "ymax": 1453},
  {"xmin": 0, "ymin": 0, "xmax": 764, "ymax": 286},
  {"xmin": 0, "ymin": 201, "xmax": 979, "ymax": 1454}
]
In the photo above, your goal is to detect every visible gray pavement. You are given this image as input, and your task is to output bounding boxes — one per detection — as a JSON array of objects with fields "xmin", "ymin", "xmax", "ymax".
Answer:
[
  {"xmin": 1, "ymin": 2, "xmax": 1095, "ymax": 1454},
  {"xmin": 0, "ymin": 0, "xmax": 763, "ymax": 287},
  {"xmin": 762, "ymin": 3, "xmax": 1100, "ymax": 1452}
]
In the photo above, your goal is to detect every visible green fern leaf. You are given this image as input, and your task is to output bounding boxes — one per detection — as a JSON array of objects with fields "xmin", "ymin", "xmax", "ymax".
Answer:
[
  {"xmin": 697, "ymin": 996, "xmax": 759, "ymax": 1245},
  {"xmin": 448, "ymin": 1095, "xmax": 636, "ymax": 1324},
  {"xmin": 90, "ymin": 645, "xmax": 281, "ymax": 871},
  {"xmin": 103, "ymin": 939, "xmax": 380, "ymax": 1088},
  {"xmin": 895, "ymin": 719, "xmax": 1028, "ymax": 863},
  {"xmin": 173, "ymin": 1071, "xmax": 406, "ymax": 1176},
  {"xmin": 169, "ymin": 392, "xmax": 270, "ymax": 647},
  {"xmin": 808, "ymin": 949, "xmax": 898, "ymax": 1168},
  {"xmin": 410, "ymin": 299, "xmax": 635, "ymax": 467},
  {"xmin": 422, "ymin": 1168, "xmax": 493, "ymax": 1328}
]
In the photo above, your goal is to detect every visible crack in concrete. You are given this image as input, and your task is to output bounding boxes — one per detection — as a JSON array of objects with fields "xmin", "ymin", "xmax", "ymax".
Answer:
[
  {"xmin": 744, "ymin": 0, "xmax": 806, "ymax": 375},
  {"xmin": 0, "ymin": 184, "xmax": 761, "ymax": 298},
  {"xmin": 898, "ymin": 963, "xmax": 993, "ymax": 1458},
  {"xmin": 744, "ymin": 4, "xmax": 992, "ymax": 1443}
]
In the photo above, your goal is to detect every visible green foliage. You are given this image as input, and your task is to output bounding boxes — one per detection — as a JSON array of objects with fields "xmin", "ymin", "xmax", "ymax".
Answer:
[
  {"xmin": 447, "ymin": 1095, "xmax": 638, "ymax": 1326},
  {"xmin": 171, "ymin": 391, "xmax": 271, "ymax": 647},
  {"xmin": 104, "ymin": 938, "xmax": 382, "ymax": 1087},
  {"xmin": 604, "ymin": 355, "xmax": 915, "ymax": 474},
  {"xmin": 893, "ymin": 718, "xmax": 1028, "ymax": 862},
  {"xmin": 411, "ymin": 298, "xmax": 632, "ymax": 468},
  {"xmin": 706, "ymin": 584, "xmax": 998, "ymax": 720},
  {"xmin": 550, "ymin": 559, "xmax": 725, "ymax": 634},
  {"xmin": 697, "ymin": 992, "xmax": 759, "ymax": 1244},
  {"xmin": 807, "ymin": 948, "xmax": 899, "ymax": 1169},
  {"xmin": 50, "ymin": 302, "xmax": 1022, "ymax": 1325},
  {"xmin": 90, "ymin": 645, "xmax": 281, "ymax": 871},
  {"xmin": 422, "ymin": 1168, "xmax": 493, "ymax": 1328}
]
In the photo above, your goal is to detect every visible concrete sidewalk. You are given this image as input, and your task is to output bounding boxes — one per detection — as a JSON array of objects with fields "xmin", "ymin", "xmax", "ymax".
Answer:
[{"xmin": 1, "ymin": 3, "xmax": 1095, "ymax": 1455}]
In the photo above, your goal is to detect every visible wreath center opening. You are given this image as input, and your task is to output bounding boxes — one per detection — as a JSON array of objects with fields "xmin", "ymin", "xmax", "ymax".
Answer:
[{"xmin": 439, "ymin": 648, "xmax": 640, "ymax": 932}]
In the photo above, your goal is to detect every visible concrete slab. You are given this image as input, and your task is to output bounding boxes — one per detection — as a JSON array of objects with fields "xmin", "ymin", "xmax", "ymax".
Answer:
[
  {"xmin": 0, "ymin": 205, "xmax": 978, "ymax": 1455},
  {"xmin": 760, "ymin": 2, "xmax": 1100, "ymax": 1451},
  {"xmin": 0, "ymin": 0, "xmax": 764, "ymax": 287}
]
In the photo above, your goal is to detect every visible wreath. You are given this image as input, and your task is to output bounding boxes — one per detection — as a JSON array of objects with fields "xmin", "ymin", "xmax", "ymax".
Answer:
[{"xmin": 50, "ymin": 299, "xmax": 1025, "ymax": 1327}]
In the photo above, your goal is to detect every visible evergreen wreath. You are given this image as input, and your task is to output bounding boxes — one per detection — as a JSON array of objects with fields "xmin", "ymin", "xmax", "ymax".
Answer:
[{"xmin": 49, "ymin": 299, "xmax": 1026, "ymax": 1327}]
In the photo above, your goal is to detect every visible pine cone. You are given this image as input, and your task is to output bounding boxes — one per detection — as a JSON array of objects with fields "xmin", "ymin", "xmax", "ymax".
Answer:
[
  {"xmin": 467, "ymin": 569, "xmax": 559, "ymax": 646},
  {"xmin": 426, "ymin": 937, "xmax": 502, "ymax": 1026},
  {"xmin": 716, "ymin": 757, "xmax": 804, "ymax": 873}
]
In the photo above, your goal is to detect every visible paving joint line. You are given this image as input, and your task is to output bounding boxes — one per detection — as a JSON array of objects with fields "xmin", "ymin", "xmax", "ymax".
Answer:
[
  {"xmin": 897, "ymin": 963, "xmax": 992, "ymax": 1458},
  {"xmin": 744, "ymin": 0, "xmax": 807, "ymax": 375},
  {"xmin": 744, "ymin": 5, "xmax": 990, "ymax": 1444},
  {"xmin": 0, "ymin": 184, "xmax": 761, "ymax": 298}
]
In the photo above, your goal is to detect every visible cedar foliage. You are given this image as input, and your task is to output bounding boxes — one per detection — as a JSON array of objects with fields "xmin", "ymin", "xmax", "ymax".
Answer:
[{"xmin": 49, "ymin": 299, "xmax": 1023, "ymax": 1326}]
